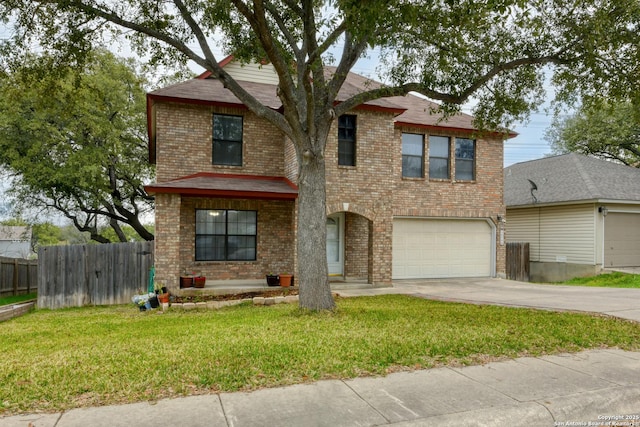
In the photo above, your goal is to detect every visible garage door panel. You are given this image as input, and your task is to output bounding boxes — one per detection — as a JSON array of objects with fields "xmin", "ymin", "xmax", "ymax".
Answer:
[
  {"xmin": 605, "ymin": 213, "xmax": 640, "ymax": 268},
  {"xmin": 393, "ymin": 219, "xmax": 492, "ymax": 279}
]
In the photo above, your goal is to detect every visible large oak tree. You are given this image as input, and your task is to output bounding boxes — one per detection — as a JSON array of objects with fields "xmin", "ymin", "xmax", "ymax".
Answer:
[
  {"xmin": 2, "ymin": 0, "xmax": 639, "ymax": 310},
  {"xmin": 547, "ymin": 102, "xmax": 640, "ymax": 167},
  {"xmin": 0, "ymin": 50, "xmax": 154, "ymax": 243}
]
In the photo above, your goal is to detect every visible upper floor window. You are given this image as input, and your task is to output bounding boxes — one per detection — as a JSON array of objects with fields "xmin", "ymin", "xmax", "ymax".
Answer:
[
  {"xmin": 213, "ymin": 114, "xmax": 243, "ymax": 166},
  {"xmin": 338, "ymin": 115, "xmax": 356, "ymax": 166},
  {"xmin": 195, "ymin": 209, "xmax": 257, "ymax": 261},
  {"xmin": 429, "ymin": 136, "xmax": 450, "ymax": 179},
  {"xmin": 455, "ymin": 138, "xmax": 475, "ymax": 181},
  {"xmin": 402, "ymin": 133, "xmax": 424, "ymax": 178}
]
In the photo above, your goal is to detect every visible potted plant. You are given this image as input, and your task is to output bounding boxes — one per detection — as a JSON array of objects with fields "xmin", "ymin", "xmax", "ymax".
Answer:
[
  {"xmin": 266, "ymin": 273, "xmax": 280, "ymax": 286},
  {"xmin": 193, "ymin": 274, "xmax": 206, "ymax": 288},
  {"xmin": 155, "ymin": 281, "xmax": 169, "ymax": 304},
  {"xmin": 279, "ymin": 273, "xmax": 293, "ymax": 287},
  {"xmin": 180, "ymin": 271, "xmax": 193, "ymax": 288}
]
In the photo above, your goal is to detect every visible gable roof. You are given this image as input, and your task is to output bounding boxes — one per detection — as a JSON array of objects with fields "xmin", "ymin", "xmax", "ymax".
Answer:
[{"xmin": 504, "ymin": 153, "xmax": 640, "ymax": 207}]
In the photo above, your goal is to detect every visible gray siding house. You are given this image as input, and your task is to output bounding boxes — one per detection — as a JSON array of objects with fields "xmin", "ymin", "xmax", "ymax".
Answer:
[
  {"xmin": 505, "ymin": 153, "xmax": 640, "ymax": 282},
  {"xmin": 0, "ymin": 226, "xmax": 32, "ymax": 258}
]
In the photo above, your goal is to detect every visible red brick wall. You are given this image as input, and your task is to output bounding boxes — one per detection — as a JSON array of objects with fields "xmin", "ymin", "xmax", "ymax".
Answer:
[
  {"xmin": 344, "ymin": 213, "xmax": 369, "ymax": 280},
  {"xmin": 154, "ymin": 103, "xmax": 285, "ymax": 182}
]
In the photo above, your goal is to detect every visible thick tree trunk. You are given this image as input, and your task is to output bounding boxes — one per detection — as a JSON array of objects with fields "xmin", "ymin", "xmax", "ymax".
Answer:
[{"xmin": 297, "ymin": 151, "xmax": 335, "ymax": 311}]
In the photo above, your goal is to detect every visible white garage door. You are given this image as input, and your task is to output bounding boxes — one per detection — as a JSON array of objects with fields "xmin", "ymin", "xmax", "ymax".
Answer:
[
  {"xmin": 393, "ymin": 218, "xmax": 493, "ymax": 279},
  {"xmin": 605, "ymin": 213, "xmax": 640, "ymax": 267}
]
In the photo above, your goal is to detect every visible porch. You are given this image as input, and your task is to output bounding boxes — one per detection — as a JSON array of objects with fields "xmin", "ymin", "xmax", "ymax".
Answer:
[{"xmin": 172, "ymin": 278, "xmax": 373, "ymax": 298}]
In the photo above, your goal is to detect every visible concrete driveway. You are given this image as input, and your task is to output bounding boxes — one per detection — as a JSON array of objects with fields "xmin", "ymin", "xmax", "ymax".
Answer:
[{"xmin": 337, "ymin": 278, "xmax": 640, "ymax": 322}]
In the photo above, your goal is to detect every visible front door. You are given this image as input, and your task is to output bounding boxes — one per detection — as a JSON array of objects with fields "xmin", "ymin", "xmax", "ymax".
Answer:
[{"xmin": 326, "ymin": 213, "xmax": 344, "ymax": 276}]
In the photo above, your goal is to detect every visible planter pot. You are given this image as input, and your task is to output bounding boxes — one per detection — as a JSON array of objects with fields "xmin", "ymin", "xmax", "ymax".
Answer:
[
  {"xmin": 279, "ymin": 274, "xmax": 293, "ymax": 287},
  {"xmin": 158, "ymin": 293, "xmax": 170, "ymax": 304},
  {"xmin": 180, "ymin": 276, "xmax": 193, "ymax": 288},
  {"xmin": 193, "ymin": 276, "xmax": 206, "ymax": 288},
  {"xmin": 149, "ymin": 296, "xmax": 159, "ymax": 309},
  {"xmin": 266, "ymin": 274, "xmax": 280, "ymax": 286}
]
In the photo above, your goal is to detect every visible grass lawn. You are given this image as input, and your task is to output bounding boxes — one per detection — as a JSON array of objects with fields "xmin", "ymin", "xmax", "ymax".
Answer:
[
  {"xmin": 557, "ymin": 272, "xmax": 640, "ymax": 288},
  {"xmin": 2, "ymin": 294, "xmax": 640, "ymax": 415},
  {"xmin": 0, "ymin": 293, "xmax": 37, "ymax": 307}
]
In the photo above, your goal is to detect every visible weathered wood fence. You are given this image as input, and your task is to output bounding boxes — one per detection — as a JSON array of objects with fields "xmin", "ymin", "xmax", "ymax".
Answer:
[
  {"xmin": 38, "ymin": 241, "xmax": 154, "ymax": 309},
  {"xmin": 0, "ymin": 256, "xmax": 38, "ymax": 297},
  {"xmin": 506, "ymin": 242, "xmax": 530, "ymax": 282}
]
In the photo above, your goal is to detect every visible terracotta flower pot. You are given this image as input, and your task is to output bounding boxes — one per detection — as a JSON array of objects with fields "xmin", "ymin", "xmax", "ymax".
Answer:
[
  {"xmin": 158, "ymin": 293, "xmax": 169, "ymax": 304},
  {"xmin": 279, "ymin": 274, "xmax": 293, "ymax": 287}
]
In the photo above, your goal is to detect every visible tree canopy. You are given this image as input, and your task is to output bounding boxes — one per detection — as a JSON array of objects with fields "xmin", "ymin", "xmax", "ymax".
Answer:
[
  {"xmin": 546, "ymin": 102, "xmax": 640, "ymax": 167},
  {"xmin": 2, "ymin": 0, "xmax": 639, "ymax": 310},
  {"xmin": 0, "ymin": 50, "xmax": 155, "ymax": 243}
]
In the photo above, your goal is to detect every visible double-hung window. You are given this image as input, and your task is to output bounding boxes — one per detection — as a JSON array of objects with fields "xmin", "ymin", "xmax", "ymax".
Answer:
[
  {"xmin": 213, "ymin": 114, "xmax": 243, "ymax": 166},
  {"xmin": 338, "ymin": 115, "xmax": 356, "ymax": 166},
  {"xmin": 195, "ymin": 210, "xmax": 257, "ymax": 261},
  {"xmin": 455, "ymin": 138, "xmax": 475, "ymax": 181},
  {"xmin": 429, "ymin": 136, "xmax": 450, "ymax": 179},
  {"xmin": 402, "ymin": 133, "xmax": 424, "ymax": 178}
]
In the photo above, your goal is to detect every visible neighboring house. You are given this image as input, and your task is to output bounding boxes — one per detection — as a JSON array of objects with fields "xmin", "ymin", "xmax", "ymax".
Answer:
[
  {"xmin": 145, "ymin": 58, "xmax": 510, "ymax": 289},
  {"xmin": 505, "ymin": 153, "xmax": 640, "ymax": 282},
  {"xmin": 0, "ymin": 226, "xmax": 32, "ymax": 258}
]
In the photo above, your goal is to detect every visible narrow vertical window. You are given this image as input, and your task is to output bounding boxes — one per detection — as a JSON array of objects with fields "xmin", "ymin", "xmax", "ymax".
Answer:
[
  {"xmin": 455, "ymin": 138, "xmax": 475, "ymax": 180},
  {"xmin": 213, "ymin": 114, "xmax": 243, "ymax": 166},
  {"xmin": 402, "ymin": 133, "xmax": 424, "ymax": 178},
  {"xmin": 429, "ymin": 136, "xmax": 450, "ymax": 179},
  {"xmin": 338, "ymin": 115, "xmax": 356, "ymax": 166}
]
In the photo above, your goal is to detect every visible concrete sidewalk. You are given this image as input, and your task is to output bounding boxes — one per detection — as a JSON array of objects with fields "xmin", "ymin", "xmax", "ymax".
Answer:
[{"xmin": 2, "ymin": 349, "xmax": 639, "ymax": 427}]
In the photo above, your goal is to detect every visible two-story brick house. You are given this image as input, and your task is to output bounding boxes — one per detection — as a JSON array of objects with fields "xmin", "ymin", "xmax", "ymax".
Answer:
[{"xmin": 145, "ymin": 58, "xmax": 508, "ymax": 290}]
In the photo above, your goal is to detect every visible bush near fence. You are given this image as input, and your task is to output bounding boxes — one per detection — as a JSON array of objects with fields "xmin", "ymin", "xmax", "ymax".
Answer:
[
  {"xmin": 0, "ymin": 256, "xmax": 38, "ymax": 297},
  {"xmin": 38, "ymin": 241, "xmax": 154, "ymax": 309}
]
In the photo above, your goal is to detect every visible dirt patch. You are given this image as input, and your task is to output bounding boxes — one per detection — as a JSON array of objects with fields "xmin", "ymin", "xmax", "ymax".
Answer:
[{"xmin": 173, "ymin": 288, "xmax": 299, "ymax": 303}]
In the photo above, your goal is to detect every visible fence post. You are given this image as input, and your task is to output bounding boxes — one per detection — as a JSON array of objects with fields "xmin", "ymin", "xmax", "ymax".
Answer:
[{"xmin": 12, "ymin": 258, "xmax": 18, "ymax": 296}]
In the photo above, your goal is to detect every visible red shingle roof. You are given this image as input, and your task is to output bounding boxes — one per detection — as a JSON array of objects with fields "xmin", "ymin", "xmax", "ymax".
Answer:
[{"xmin": 144, "ymin": 173, "xmax": 298, "ymax": 200}]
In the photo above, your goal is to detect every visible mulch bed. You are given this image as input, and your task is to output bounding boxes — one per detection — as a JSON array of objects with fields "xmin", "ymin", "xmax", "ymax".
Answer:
[{"xmin": 173, "ymin": 288, "xmax": 299, "ymax": 303}]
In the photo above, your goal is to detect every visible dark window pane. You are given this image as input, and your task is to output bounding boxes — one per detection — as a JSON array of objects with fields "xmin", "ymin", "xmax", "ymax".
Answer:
[
  {"xmin": 213, "ymin": 115, "xmax": 243, "ymax": 166},
  {"xmin": 227, "ymin": 236, "xmax": 256, "ymax": 260},
  {"xmin": 338, "ymin": 139, "xmax": 355, "ymax": 166},
  {"xmin": 195, "ymin": 235, "xmax": 225, "ymax": 261},
  {"xmin": 402, "ymin": 155, "xmax": 423, "ymax": 178},
  {"xmin": 213, "ymin": 115, "xmax": 243, "ymax": 141},
  {"xmin": 455, "ymin": 138, "xmax": 475, "ymax": 180},
  {"xmin": 402, "ymin": 133, "xmax": 423, "ymax": 177},
  {"xmin": 429, "ymin": 158, "xmax": 449, "ymax": 179},
  {"xmin": 429, "ymin": 136, "xmax": 450, "ymax": 179},
  {"xmin": 338, "ymin": 115, "xmax": 356, "ymax": 166},
  {"xmin": 195, "ymin": 209, "xmax": 257, "ymax": 261},
  {"xmin": 213, "ymin": 140, "xmax": 242, "ymax": 166}
]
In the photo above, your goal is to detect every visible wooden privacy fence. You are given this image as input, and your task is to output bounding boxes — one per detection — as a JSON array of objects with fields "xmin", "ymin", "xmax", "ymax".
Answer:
[
  {"xmin": 38, "ymin": 241, "xmax": 154, "ymax": 309},
  {"xmin": 0, "ymin": 256, "xmax": 38, "ymax": 297},
  {"xmin": 506, "ymin": 242, "xmax": 530, "ymax": 282}
]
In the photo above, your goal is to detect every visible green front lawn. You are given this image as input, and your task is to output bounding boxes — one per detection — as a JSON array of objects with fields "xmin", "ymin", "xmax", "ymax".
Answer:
[
  {"xmin": 1, "ymin": 294, "xmax": 639, "ymax": 415},
  {"xmin": 0, "ymin": 293, "xmax": 37, "ymax": 307},
  {"xmin": 559, "ymin": 272, "xmax": 640, "ymax": 288}
]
